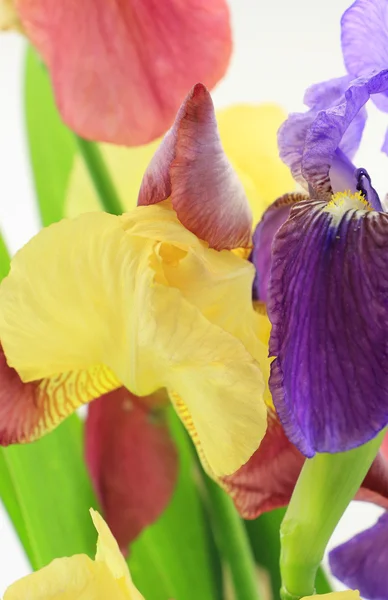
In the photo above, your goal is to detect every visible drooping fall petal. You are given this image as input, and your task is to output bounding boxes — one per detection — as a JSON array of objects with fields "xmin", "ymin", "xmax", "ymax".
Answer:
[
  {"xmin": 0, "ymin": 345, "xmax": 120, "ymax": 444},
  {"xmin": 0, "ymin": 203, "xmax": 267, "ymax": 476},
  {"xmin": 268, "ymin": 196, "xmax": 388, "ymax": 456},
  {"xmin": 15, "ymin": 0, "xmax": 231, "ymax": 145},
  {"xmin": 138, "ymin": 84, "xmax": 252, "ymax": 250},
  {"xmin": 85, "ymin": 388, "xmax": 178, "ymax": 551}
]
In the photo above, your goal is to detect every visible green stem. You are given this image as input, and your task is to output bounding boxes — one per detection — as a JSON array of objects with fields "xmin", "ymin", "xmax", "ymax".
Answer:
[
  {"xmin": 74, "ymin": 136, "xmax": 124, "ymax": 216},
  {"xmin": 205, "ymin": 477, "xmax": 261, "ymax": 600},
  {"xmin": 280, "ymin": 430, "xmax": 385, "ymax": 599}
]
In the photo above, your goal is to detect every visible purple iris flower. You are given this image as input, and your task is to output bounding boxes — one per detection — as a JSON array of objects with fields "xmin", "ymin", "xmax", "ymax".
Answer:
[{"xmin": 251, "ymin": 0, "xmax": 388, "ymax": 460}]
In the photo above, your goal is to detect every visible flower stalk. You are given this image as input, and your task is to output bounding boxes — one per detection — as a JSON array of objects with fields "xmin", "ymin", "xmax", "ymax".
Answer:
[
  {"xmin": 74, "ymin": 136, "xmax": 124, "ymax": 216},
  {"xmin": 205, "ymin": 477, "xmax": 262, "ymax": 600},
  {"xmin": 280, "ymin": 429, "xmax": 386, "ymax": 599}
]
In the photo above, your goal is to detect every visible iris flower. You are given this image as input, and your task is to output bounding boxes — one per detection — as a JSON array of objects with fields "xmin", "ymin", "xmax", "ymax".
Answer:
[
  {"xmin": 0, "ymin": 0, "xmax": 231, "ymax": 145},
  {"xmin": 64, "ymin": 100, "xmax": 295, "ymax": 546},
  {"xmin": 1, "ymin": 82, "xmax": 387, "ymax": 551},
  {"xmin": 3, "ymin": 509, "xmax": 145, "ymax": 599},
  {"xmin": 0, "ymin": 84, "xmax": 274, "ymax": 529},
  {"xmin": 260, "ymin": 2, "xmax": 388, "ymax": 458}
]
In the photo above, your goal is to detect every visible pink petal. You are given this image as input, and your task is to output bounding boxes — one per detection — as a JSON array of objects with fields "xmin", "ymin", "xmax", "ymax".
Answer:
[
  {"xmin": 16, "ymin": 0, "xmax": 231, "ymax": 145},
  {"xmin": 85, "ymin": 388, "xmax": 178, "ymax": 552},
  {"xmin": 221, "ymin": 412, "xmax": 388, "ymax": 519},
  {"xmin": 138, "ymin": 83, "xmax": 252, "ymax": 250}
]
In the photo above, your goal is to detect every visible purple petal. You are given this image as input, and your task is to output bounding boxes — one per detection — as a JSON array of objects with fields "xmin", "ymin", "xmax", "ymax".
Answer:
[
  {"xmin": 356, "ymin": 168, "xmax": 383, "ymax": 211},
  {"xmin": 342, "ymin": 0, "xmax": 388, "ymax": 112},
  {"xmin": 329, "ymin": 149, "xmax": 358, "ymax": 194},
  {"xmin": 302, "ymin": 70, "xmax": 388, "ymax": 197},
  {"xmin": 268, "ymin": 198, "xmax": 388, "ymax": 457},
  {"xmin": 330, "ymin": 512, "xmax": 388, "ymax": 600},
  {"xmin": 278, "ymin": 76, "xmax": 366, "ymax": 192},
  {"xmin": 381, "ymin": 126, "xmax": 388, "ymax": 156},
  {"xmin": 251, "ymin": 193, "xmax": 308, "ymax": 302}
]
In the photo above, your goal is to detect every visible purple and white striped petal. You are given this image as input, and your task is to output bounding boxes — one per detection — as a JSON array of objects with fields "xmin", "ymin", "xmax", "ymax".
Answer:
[
  {"xmin": 330, "ymin": 512, "xmax": 388, "ymax": 600},
  {"xmin": 342, "ymin": 0, "xmax": 388, "ymax": 112},
  {"xmin": 138, "ymin": 83, "xmax": 252, "ymax": 250},
  {"xmin": 268, "ymin": 197, "xmax": 388, "ymax": 456}
]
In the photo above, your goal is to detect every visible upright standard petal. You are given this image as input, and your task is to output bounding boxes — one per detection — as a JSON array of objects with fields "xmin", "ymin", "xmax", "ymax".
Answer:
[
  {"xmin": 301, "ymin": 71, "xmax": 388, "ymax": 198},
  {"xmin": 15, "ymin": 0, "xmax": 231, "ymax": 145},
  {"xmin": 278, "ymin": 76, "xmax": 366, "ymax": 191},
  {"xmin": 342, "ymin": 0, "xmax": 388, "ymax": 111},
  {"xmin": 268, "ymin": 196, "xmax": 388, "ymax": 456},
  {"xmin": 0, "ymin": 203, "xmax": 267, "ymax": 476},
  {"xmin": 138, "ymin": 84, "xmax": 252, "ymax": 250},
  {"xmin": 85, "ymin": 389, "xmax": 178, "ymax": 551},
  {"xmin": 330, "ymin": 512, "xmax": 388, "ymax": 600}
]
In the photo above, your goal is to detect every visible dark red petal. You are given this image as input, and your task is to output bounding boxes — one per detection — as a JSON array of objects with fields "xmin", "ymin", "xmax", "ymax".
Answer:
[
  {"xmin": 138, "ymin": 83, "xmax": 252, "ymax": 250},
  {"xmin": 85, "ymin": 388, "xmax": 178, "ymax": 552},
  {"xmin": 221, "ymin": 411, "xmax": 388, "ymax": 519}
]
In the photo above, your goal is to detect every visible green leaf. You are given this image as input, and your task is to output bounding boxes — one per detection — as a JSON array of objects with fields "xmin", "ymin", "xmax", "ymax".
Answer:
[
  {"xmin": 129, "ymin": 409, "xmax": 220, "ymax": 600},
  {"xmin": 24, "ymin": 47, "xmax": 76, "ymax": 226},
  {"xmin": 0, "ymin": 416, "xmax": 99, "ymax": 569},
  {"xmin": 0, "ymin": 233, "xmax": 10, "ymax": 280}
]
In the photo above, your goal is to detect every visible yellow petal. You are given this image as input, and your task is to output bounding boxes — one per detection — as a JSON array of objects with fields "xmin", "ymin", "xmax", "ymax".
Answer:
[
  {"xmin": 301, "ymin": 593, "xmax": 360, "ymax": 600},
  {"xmin": 3, "ymin": 554, "xmax": 128, "ymax": 599},
  {"xmin": 91, "ymin": 510, "xmax": 144, "ymax": 600},
  {"xmin": 0, "ymin": 202, "xmax": 267, "ymax": 475},
  {"xmin": 217, "ymin": 104, "xmax": 295, "ymax": 224},
  {"xmin": 65, "ymin": 141, "xmax": 160, "ymax": 217},
  {"xmin": 0, "ymin": 0, "xmax": 21, "ymax": 31}
]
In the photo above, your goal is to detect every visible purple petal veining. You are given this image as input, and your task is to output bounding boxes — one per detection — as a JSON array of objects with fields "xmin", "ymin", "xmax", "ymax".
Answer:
[{"xmin": 268, "ymin": 199, "xmax": 388, "ymax": 457}]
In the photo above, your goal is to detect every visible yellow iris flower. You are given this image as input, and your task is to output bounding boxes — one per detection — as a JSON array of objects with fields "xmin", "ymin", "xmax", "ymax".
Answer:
[
  {"xmin": 3, "ymin": 510, "xmax": 144, "ymax": 599},
  {"xmin": 0, "ymin": 88, "xmax": 293, "ymax": 479}
]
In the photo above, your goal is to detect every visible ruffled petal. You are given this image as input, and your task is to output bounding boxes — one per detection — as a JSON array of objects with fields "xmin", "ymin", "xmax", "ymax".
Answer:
[
  {"xmin": 16, "ymin": 0, "xmax": 231, "ymax": 145},
  {"xmin": 3, "ymin": 555, "xmax": 125, "ymax": 599},
  {"xmin": 0, "ymin": 204, "xmax": 267, "ymax": 476},
  {"xmin": 0, "ymin": 345, "xmax": 119, "ymax": 444},
  {"xmin": 251, "ymin": 193, "xmax": 308, "ymax": 302},
  {"xmin": 278, "ymin": 76, "xmax": 366, "ymax": 191},
  {"xmin": 268, "ymin": 198, "xmax": 388, "ymax": 456},
  {"xmin": 342, "ymin": 0, "xmax": 388, "ymax": 111},
  {"xmin": 138, "ymin": 84, "xmax": 252, "ymax": 250},
  {"xmin": 85, "ymin": 389, "xmax": 178, "ymax": 551},
  {"xmin": 301, "ymin": 70, "xmax": 388, "ymax": 197},
  {"xmin": 330, "ymin": 512, "xmax": 388, "ymax": 600}
]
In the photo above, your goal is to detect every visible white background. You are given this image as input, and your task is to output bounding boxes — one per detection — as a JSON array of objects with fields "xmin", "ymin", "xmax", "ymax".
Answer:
[{"xmin": 0, "ymin": 0, "xmax": 386, "ymax": 594}]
